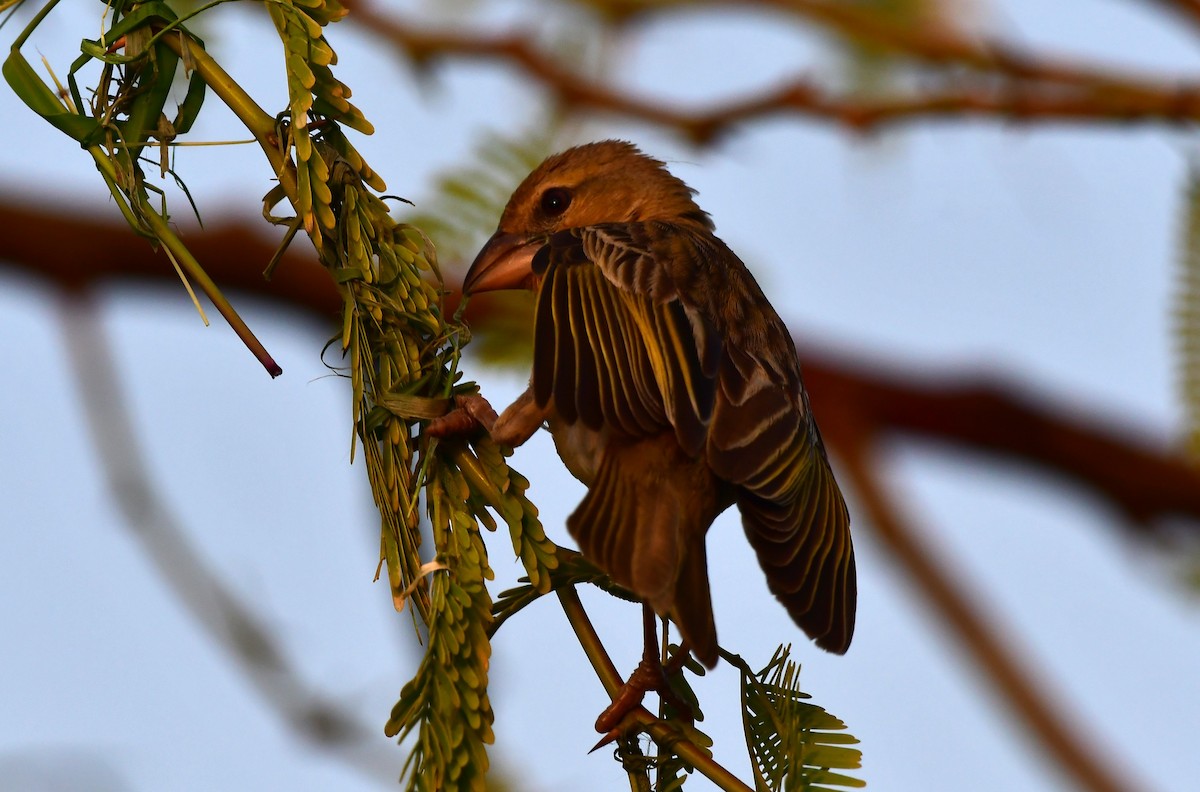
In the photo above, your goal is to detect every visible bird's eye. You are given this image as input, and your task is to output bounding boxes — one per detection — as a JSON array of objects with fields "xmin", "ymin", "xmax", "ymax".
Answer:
[{"xmin": 540, "ymin": 187, "xmax": 572, "ymax": 217}]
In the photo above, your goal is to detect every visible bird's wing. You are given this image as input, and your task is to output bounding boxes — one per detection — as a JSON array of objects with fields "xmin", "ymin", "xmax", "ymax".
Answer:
[
  {"xmin": 700, "ymin": 255, "xmax": 856, "ymax": 655},
  {"xmin": 531, "ymin": 223, "xmax": 725, "ymax": 663},
  {"xmin": 530, "ymin": 223, "xmax": 718, "ymax": 456},
  {"xmin": 533, "ymin": 221, "xmax": 855, "ymax": 655},
  {"xmin": 710, "ymin": 368, "xmax": 856, "ymax": 653}
]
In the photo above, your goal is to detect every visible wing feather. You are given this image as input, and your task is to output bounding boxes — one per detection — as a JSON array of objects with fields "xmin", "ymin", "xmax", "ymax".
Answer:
[
  {"xmin": 530, "ymin": 221, "xmax": 856, "ymax": 655},
  {"xmin": 567, "ymin": 267, "xmax": 604, "ymax": 429},
  {"xmin": 532, "ymin": 267, "xmax": 558, "ymax": 408},
  {"xmin": 532, "ymin": 228, "xmax": 713, "ymax": 444}
]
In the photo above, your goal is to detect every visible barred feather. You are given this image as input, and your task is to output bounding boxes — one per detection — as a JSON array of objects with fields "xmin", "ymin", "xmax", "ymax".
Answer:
[{"xmin": 533, "ymin": 220, "xmax": 855, "ymax": 658}]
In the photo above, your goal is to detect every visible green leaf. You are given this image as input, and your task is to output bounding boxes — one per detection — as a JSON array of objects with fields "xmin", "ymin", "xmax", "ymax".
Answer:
[
  {"xmin": 2, "ymin": 50, "xmax": 100, "ymax": 142},
  {"xmin": 733, "ymin": 646, "xmax": 865, "ymax": 792}
]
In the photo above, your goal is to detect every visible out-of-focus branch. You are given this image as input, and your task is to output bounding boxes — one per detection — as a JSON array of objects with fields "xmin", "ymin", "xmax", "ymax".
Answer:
[
  {"xmin": 342, "ymin": 0, "xmax": 1200, "ymax": 139},
  {"xmin": 6, "ymin": 202, "xmax": 1197, "ymax": 533},
  {"xmin": 801, "ymin": 353, "xmax": 1200, "ymax": 528},
  {"xmin": 822, "ymin": 409, "xmax": 1144, "ymax": 792},
  {"xmin": 1139, "ymin": 0, "xmax": 1200, "ymax": 30},
  {"xmin": 55, "ymin": 292, "xmax": 396, "ymax": 787},
  {"xmin": 0, "ymin": 200, "xmax": 341, "ymax": 320},
  {"xmin": 620, "ymin": 0, "xmax": 1199, "ymax": 82},
  {"xmin": 13, "ymin": 202, "xmax": 1188, "ymax": 792}
]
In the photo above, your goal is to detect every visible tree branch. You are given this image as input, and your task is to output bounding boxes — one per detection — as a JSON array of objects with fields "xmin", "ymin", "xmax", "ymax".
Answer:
[
  {"xmin": 342, "ymin": 0, "xmax": 1200, "ymax": 139},
  {"xmin": 1139, "ymin": 0, "xmax": 1200, "ymax": 31},
  {"xmin": 4, "ymin": 201, "xmax": 1195, "ymax": 534},
  {"xmin": 55, "ymin": 292, "xmax": 398, "ymax": 786},
  {"xmin": 801, "ymin": 352, "xmax": 1200, "ymax": 528},
  {"xmin": 6, "ymin": 198, "xmax": 1189, "ymax": 792},
  {"xmin": 822, "ymin": 410, "xmax": 1144, "ymax": 792}
]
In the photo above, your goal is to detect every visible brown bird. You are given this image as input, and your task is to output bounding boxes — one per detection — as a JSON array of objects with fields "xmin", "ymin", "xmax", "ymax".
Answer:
[{"xmin": 437, "ymin": 140, "xmax": 855, "ymax": 672}]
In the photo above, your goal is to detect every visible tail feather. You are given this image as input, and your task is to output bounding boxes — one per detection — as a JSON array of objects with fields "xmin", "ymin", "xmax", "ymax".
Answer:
[
  {"xmin": 567, "ymin": 438, "xmax": 727, "ymax": 667},
  {"xmin": 670, "ymin": 541, "xmax": 717, "ymax": 666}
]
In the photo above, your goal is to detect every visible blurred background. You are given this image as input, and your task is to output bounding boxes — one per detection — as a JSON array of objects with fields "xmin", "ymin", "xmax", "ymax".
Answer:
[{"xmin": 1, "ymin": 1, "xmax": 1199, "ymax": 790}]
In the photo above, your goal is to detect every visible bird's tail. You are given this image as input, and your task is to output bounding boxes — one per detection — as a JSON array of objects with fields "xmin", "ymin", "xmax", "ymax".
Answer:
[
  {"xmin": 669, "ymin": 539, "xmax": 717, "ymax": 666},
  {"xmin": 567, "ymin": 441, "xmax": 721, "ymax": 667}
]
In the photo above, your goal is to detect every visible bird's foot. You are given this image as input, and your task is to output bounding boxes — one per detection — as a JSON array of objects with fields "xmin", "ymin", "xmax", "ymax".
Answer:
[
  {"xmin": 426, "ymin": 393, "xmax": 499, "ymax": 438},
  {"xmin": 592, "ymin": 633, "xmax": 695, "ymax": 750}
]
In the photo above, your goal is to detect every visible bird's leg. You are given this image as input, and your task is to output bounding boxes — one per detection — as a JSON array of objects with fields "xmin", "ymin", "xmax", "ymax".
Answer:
[
  {"xmin": 594, "ymin": 605, "xmax": 695, "ymax": 742},
  {"xmin": 427, "ymin": 392, "xmax": 499, "ymax": 438},
  {"xmin": 427, "ymin": 386, "xmax": 545, "ymax": 448}
]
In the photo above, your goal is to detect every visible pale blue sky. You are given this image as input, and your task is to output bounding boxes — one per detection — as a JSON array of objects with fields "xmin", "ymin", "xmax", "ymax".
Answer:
[{"xmin": 1, "ymin": 2, "xmax": 1198, "ymax": 790}]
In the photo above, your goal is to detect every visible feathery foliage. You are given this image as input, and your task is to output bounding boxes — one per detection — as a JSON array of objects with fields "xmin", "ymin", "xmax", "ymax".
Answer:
[
  {"xmin": 406, "ymin": 127, "xmax": 555, "ymax": 268},
  {"xmin": 732, "ymin": 646, "xmax": 864, "ymax": 792},
  {"xmin": 405, "ymin": 127, "xmax": 558, "ymax": 366}
]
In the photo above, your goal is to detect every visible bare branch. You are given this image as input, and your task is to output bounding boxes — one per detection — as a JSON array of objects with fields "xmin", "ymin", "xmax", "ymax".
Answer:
[
  {"xmin": 342, "ymin": 0, "xmax": 1200, "ymax": 139},
  {"xmin": 802, "ymin": 352, "xmax": 1200, "ymax": 528},
  {"xmin": 8, "ymin": 198, "xmax": 1191, "ymax": 792},
  {"xmin": 4, "ymin": 200, "xmax": 1196, "ymax": 533},
  {"xmin": 1137, "ymin": 0, "xmax": 1200, "ymax": 31},
  {"xmin": 825, "ymin": 413, "xmax": 1145, "ymax": 792}
]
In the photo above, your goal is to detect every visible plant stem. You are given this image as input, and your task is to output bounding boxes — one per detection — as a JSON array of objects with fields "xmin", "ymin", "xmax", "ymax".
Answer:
[
  {"xmin": 142, "ymin": 208, "xmax": 282, "ymax": 376},
  {"xmin": 159, "ymin": 31, "xmax": 295, "ymax": 194},
  {"xmin": 163, "ymin": 31, "xmax": 277, "ymax": 136},
  {"xmin": 556, "ymin": 587, "xmax": 753, "ymax": 792}
]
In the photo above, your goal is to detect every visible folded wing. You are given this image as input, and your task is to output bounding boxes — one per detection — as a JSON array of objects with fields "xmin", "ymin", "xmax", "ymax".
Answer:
[{"xmin": 531, "ymin": 222, "xmax": 855, "ymax": 656}]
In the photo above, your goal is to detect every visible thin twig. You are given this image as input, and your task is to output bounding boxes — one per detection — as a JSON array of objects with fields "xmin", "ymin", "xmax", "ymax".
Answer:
[
  {"xmin": 343, "ymin": 0, "xmax": 1200, "ymax": 138},
  {"xmin": 556, "ymin": 588, "xmax": 754, "ymax": 792}
]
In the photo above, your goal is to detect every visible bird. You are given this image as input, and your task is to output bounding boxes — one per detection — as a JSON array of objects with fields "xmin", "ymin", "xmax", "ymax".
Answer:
[{"xmin": 434, "ymin": 140, "xmax": 855, "ymax": 675}]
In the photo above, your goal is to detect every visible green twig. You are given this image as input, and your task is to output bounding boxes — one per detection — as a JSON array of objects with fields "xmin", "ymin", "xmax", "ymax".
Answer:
[
  {"xmin": 142, "ymin": 209, "xmax": 282, "ymax": 376},
  {"xmin": 555, "ymin": 587, "xmax": 753, "ymax": 792}
]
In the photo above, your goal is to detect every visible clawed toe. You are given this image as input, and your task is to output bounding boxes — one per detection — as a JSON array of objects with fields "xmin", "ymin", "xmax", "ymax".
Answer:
[
  {"xmin": 426, "ymin": 393, "xmax": 499, "ymax": 438},
  {"xmin": 592, "ymin": 605, "xmax": 696, "ymax": 742}
]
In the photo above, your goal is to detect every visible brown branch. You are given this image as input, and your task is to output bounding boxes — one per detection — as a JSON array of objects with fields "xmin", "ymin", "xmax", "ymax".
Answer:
[
  {"xmin": 629, "ymin": 0, "xmax": 1194, "ymax": 86},
  {"xmin": 8, "ymin": 200, "xmax": 1189, "ymax": 792},
  {"xmin": 342, "ymin": 0, "xmax": 1200, "ymax": 139},
  {"xmin": 13, "ymin": 6, "xmax": 1192, "ymax": 789},
  {"xmin": 801, "ymin": 352, "xmax": 1200, "ymax": 528},
  {"xmin": 4, "ymin": 198, "xmax": 1197, "ymax": 531},
  {"xmin": 824, "ymin": 411, "xmax": 1145, "ymax": 792},
  {"xmin": 0, "ymin": 199, "xmax": 341, "ymax": 321},
  {"xmin": 1140, "ymin": 0, "xmax": 1200, "ymax": 30}
]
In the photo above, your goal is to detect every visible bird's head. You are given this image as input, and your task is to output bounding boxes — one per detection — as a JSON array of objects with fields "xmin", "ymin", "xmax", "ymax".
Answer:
[{"xmin": 462, "ymin": 140, "xmax": 711, "ymax": 294}]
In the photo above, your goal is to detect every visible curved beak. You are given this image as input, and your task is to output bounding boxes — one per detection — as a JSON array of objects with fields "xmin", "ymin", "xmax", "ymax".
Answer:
[{"xmin": 462, "ymin": 231, "xmax": 543, "ymax": 294}]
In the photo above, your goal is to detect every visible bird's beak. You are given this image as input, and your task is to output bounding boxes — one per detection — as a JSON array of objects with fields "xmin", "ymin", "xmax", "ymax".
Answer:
[{"xmin": 462, "ymin": 231, "xmax": 542, "ymax": 294}]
